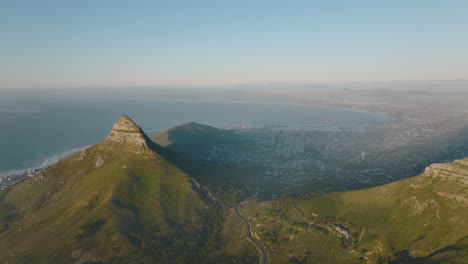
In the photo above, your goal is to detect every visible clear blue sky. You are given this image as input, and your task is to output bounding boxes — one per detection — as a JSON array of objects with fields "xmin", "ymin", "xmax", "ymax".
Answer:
[{"xmin": 1, "ymin": 0, "xmax": 467, "ymax": 88}]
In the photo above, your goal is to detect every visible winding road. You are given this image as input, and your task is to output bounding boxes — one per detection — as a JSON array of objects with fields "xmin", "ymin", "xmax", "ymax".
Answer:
[{"xmin": 235, "ymin": 203, "xmax": 269, "ymax": 264}]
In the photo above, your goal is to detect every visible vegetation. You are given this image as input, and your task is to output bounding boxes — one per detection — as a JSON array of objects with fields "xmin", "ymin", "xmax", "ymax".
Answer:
[
  {"xmin": 0, "ymin": 116, "xmax": 264, "ymax": 263},
  {"xmin": 0, "ymin": 116, "xmax": 466, "ymax": 263},
  {"xmin": 0, "ymin": 117, "xmax": 221, "ymax": 263},
  {"xmin": 225, "ymin": 164, "xmax": 468, "ymax": 264}
]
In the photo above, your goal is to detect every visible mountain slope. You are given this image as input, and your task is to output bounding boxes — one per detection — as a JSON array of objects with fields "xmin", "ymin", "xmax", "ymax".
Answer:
[
  {"xmin": 151, "ymin": 122, "xmax": 265, "ymax": 192},
  {"xmin": 152, "ymin": 121, "xmax": 240, "ymax": 156},
  {"xmin": 232, "ymin": 158, "xmax": 468, "ymax": 264},
  {"xmin": 0, "ymin": 115, "xmax": 212, "ymax": 263}
]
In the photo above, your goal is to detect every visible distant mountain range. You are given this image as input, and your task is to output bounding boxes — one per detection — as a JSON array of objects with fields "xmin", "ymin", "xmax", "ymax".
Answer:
[{"xmin": 0, "ymin": 115, "xmax": 466, "ymax": 263}]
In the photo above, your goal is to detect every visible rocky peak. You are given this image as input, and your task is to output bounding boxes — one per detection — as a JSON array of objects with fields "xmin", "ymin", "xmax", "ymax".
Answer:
[
  {"xmin": 423, "ymin": 158, "xmax": 468, "ymax": 205},
  {"xmin": 106, "ymin": 115, "xmax": 149, "ymax": 146}
]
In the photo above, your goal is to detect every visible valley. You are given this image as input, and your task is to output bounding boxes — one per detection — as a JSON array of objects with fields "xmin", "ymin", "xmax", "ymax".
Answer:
[
  {"xmin": 0, "ymin": 114, "xmax": 467, "ymax": 264},
  {"xmin": 153, "ymin": 117, "xmax": 468, "ymax": 198},
  {"xmin": 2, "ymin": 1, "xmax": 467, "ymax": 262},
  {"xmin": 224, "ymin": 157, "xmax": 468, "ymax": 263},
  {"xmin": 235, "ymin": 203, "xmax": 268, "ymax": 264},
  {"xmin": 1, "ymin": 89, "xmax": 468, "ymax": 263}
]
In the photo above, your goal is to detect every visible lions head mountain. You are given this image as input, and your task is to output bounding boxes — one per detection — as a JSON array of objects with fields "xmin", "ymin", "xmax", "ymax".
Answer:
[
  {"xmin": 106, "ymin": 115, "xmax": 154, "ymax": 148},
  {"xmin": 0, "ymin": 115, "xmax": 223, "ymax": 263},
  {"xmin": 0, "ymin": 115, "xmax": 467, "ymax": 264}
]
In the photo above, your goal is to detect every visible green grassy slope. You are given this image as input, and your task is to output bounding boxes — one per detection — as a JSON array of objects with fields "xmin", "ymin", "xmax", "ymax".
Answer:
[
  {"xmin": 0, "ymin": 117, "xmax": 211, "ymax": 263},
  {"xmin": 230, "ymin": 159, "xmax": 468, "ymax": 264}
]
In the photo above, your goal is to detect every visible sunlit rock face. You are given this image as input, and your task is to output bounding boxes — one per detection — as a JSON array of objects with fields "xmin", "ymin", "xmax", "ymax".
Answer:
[
  {"xmin": 104, "ymin": 115, "xmax": 156, "ymax": 155},
  {"xmin": 423, "ymin": 158, "xmax": 468, "ymax": 205},
  {"xmin": 424, "ymin": 158, "xmax": 468, "ymax": 184},
  {"xmin": 106, "ymin": 115, "xmax": 148, "ymax": 145}
]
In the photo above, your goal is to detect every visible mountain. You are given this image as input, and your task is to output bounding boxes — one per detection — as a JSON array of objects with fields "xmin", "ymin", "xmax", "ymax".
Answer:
[
  {"xmin": 2, "ymin": 115, "xmax": 467, "ymax": 263},
  {"xmin": 227, "ymin": 158, "xmax": 468, "ymax": 264},
  {"xmin": 0, "ymin": 115, "xmax": 216, "ymax": 263},
  {"xmin": 152, "ymin": 122, "xmax": 265, "ymax": 191},
  {"xmin": 152, "ymin": 122, "xmax": 240, "ymax": 157},
  {"xmin": 152, "ymin": 122, "xmax": 330, "ymax": 197}
]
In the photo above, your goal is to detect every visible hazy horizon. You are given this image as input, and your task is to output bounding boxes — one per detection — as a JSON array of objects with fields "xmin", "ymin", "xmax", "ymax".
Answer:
[
  {"xmin": 1, "ymin": 2, "xmax": 468, "ymax": 263},
  {"xmin": 0, "ymin": 79, "xmax": 467, "ymax": 92},
  {"xmin": 2, "ymin": 0, "xmax": 468, "ymax": 89}
]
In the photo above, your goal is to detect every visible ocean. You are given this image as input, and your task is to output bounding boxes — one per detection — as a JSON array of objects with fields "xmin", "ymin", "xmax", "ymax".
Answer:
[{"xmin": 0, "ymin": 92, "xmax": 393, "ymax": 176}]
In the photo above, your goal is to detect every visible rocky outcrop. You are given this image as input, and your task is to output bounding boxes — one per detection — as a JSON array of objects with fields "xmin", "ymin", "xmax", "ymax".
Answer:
[
  {"xmin": 106, "ymin": 115, "xmax": 149, "ymax": 145},
  {"xmin": 423, "ymin": 158, "xmax": 468, "ymax": 205},
  {"xmin": 424, "ymin": 158, "xmax": 468, "ymax": 186},
  {"xmin": 95, "ymin": 155, "xmax": 104, "ymax": 167}
]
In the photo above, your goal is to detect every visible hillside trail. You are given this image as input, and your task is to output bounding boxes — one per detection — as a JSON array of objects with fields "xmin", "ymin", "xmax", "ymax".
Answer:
[{"xmin": 235, "ymin": 203, "xmax": 269, "ymax": 264}]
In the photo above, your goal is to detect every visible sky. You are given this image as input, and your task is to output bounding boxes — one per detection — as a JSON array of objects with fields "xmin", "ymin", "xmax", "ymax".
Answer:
[{"xmin": 1, "ymin": 0, "xmax": 468, "ymax": 88}]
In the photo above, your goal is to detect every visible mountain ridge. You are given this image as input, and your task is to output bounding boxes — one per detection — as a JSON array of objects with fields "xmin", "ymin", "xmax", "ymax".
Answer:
[
  {"xmin": 1, "ymin": 116, "xmax": 467, "ymax": 263},
  {"xmin": 228, "ymin": 157, "xmax": 468, "ymax": 263},
  {"xmin": 0, "ymin": 115, "xmax": 215, "ymax": 263}
]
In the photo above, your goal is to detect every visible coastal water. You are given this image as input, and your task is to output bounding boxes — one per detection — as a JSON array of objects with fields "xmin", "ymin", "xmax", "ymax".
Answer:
[{"xmin": 0, "ymin": 92, "xmax": 393, "ymax": 176}]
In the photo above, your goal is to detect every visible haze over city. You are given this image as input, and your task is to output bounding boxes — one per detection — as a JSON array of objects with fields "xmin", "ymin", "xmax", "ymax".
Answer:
[{"xmin": 1, "ymin": 1, "xmax": 468, "ymax": 264}]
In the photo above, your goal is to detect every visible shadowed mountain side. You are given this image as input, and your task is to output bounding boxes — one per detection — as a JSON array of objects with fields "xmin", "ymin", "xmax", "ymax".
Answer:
[
  {"xmin": 387, "ymin": 237, "xmax": 468, "ymax": 264},
  {"xmin": 152, "ymin": 122, "xmax": 262, "ymax": 190},
  {"xmin": 153, "ymin": 122, "xmax": 241, "ymax": 156}
]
